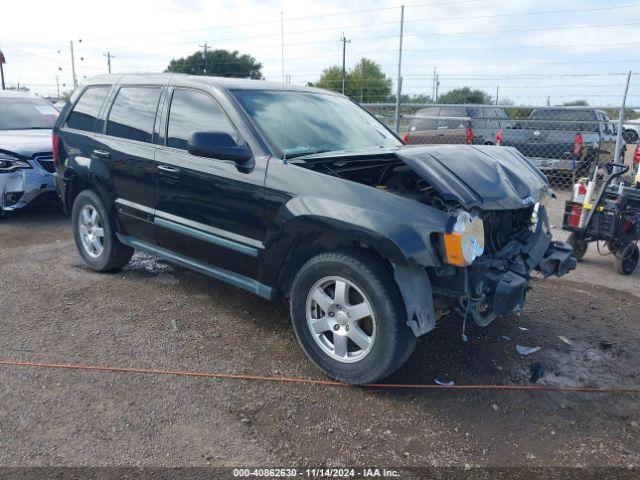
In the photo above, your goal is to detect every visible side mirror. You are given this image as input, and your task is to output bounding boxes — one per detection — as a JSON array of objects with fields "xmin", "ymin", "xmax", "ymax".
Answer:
[{"xmin": 187, "ymin": 131, "xmax": 253, "ymax": 164}]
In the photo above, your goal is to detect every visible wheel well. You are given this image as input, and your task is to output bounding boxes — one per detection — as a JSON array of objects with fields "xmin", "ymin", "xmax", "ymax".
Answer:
[
  {"xmin": 276, "ymin": 234, "xmax": 394, "ymax": 297},
  {"xmin": 66, "ymin": 176, "xmax": 94, "ymax": 213}
]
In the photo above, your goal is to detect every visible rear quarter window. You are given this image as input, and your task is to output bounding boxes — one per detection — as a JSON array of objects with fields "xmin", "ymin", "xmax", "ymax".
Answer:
[
  {"xmin": 106, "ymin": 86, "xmax": 162, "ymax": 143},
  {"xmin": 65, "ymin": 86, "xmax": 110, "ymax": 132}
]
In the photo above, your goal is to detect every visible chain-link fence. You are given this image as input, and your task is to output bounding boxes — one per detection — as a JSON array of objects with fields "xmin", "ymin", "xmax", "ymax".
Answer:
[{"xmin": 363, "ymin": 102, "xmax": 639, "ymax": 191}]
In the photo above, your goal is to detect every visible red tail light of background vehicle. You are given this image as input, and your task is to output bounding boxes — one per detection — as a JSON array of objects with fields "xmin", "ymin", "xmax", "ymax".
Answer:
[
  {"xmin": 52, "ymin": 132, "xmax": 60, "ymax": 168},
  {"xmin": 466, "ymin": 127, "xmax": 474, "ymax": 144},
  {"xmin": 496, "ymin": 130, "xmax": 502, "ymax": 146},
  {"xmin": 402, "ymin": 132, "xmax": 410, "ymax": 143},
  {"xmin": 573, "ymin": 133, "xmax": 584, "ymax": 157},
  {"xmin": 633, "ymin": 144, "xmax": 640, "ymax": 164}
]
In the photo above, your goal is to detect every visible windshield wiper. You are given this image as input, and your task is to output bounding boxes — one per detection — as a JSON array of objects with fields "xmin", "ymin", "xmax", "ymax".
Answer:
[{"xmin": 283, "ymin": 149, "xmax": 334, "ymax": 159}]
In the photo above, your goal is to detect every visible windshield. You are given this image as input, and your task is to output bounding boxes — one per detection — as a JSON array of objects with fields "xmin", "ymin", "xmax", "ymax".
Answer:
[
  {"xmin": 232, "ymin": 90, "xmax": 400, "ymax": 157},
  {"xmin": 0, "ymin": 97, "xmax": 59, "ymax": 130}
]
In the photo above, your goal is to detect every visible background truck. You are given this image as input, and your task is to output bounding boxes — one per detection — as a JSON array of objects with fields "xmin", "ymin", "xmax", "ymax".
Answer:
[{"xmin": 500, "ymin": 108, "xmax": 621, "ymax": 178}]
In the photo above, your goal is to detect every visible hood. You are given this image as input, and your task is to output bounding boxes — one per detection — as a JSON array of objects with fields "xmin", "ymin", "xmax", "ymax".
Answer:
[
  {"xmin": 0, "ymin": 129, "xmax": 53, "ymax": 157},
  {"xmin": 298, "ymin": 144, "xmax": 549, "ymax": 210}
]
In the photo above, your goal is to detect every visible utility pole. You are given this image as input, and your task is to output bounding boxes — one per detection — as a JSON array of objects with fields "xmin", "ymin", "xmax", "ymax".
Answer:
[
  {"xmin": 434, "ymin": 72, "xmax": 440, "ymax": 102},
  {"xmin": 0, "ymin": 50, "xmax": 6, "ymax": 90},
  {"xmin": 199, "ymin": 42, "xmax": 209, "ymax": 58},
  {"xmin": 432, "ymin": 66, "xmax": 437, "ymax": 101},
  {"xmin": 103, "ymin": 52, "xmax": 115, "ymax": 74},
  {"xmin": 495, "ymin": 84, "xmax": 499, "ymax": 106},
  {"xmin": 394, "ymin": 5, "xmax": 404, "ymax": 133},
  {"xmin": 340, "ymin": 33, "xmax": 351, "ymax": 95},
  {"xmin": 70, "ymin": 40, "xmax": 78, "ymax": 89},
  {"xmin": 55, "ymin": 74, "xmax": 60, "ymax": 98}
]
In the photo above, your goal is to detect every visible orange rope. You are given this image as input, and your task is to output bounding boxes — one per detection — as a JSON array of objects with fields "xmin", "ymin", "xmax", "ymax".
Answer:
[{"xmin": 1, "ymin": 359, "xmax": 638, "ymax": 393}]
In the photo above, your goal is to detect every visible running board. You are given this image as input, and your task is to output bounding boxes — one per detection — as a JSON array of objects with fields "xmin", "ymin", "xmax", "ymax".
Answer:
[{"xmin": 116, "ymin": 234, "xmax": 273, "ymax": 300}]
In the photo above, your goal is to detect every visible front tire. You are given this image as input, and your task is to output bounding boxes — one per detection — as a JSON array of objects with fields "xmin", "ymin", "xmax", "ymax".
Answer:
[
  {"xmin": 71, "ymin": 190, "xmax": 133, "ymax": 272},
  {"xmin": 290, "ymin": 250, "xmax": 416, "ymax": 385}
]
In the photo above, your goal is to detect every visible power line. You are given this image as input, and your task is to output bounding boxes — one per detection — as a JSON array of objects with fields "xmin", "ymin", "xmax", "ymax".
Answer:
[{"xmin": 82, "ymin": 0, "xmax": 483, "ymax": 42}]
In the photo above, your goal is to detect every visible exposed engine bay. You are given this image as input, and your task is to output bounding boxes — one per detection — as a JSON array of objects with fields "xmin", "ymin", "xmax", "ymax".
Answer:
[{"xmin": 293, "ymin": 156, "xmax": 457, "ymax": 211}]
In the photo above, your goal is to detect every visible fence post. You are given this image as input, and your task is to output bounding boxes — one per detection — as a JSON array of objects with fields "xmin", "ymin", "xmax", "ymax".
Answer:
[
  {"xmin": 613, "ymin": 71, "xmax": 632, "ymax": 179},
  {"xmin": 394, "ymin": 5, "xmax": 404, "ymax": 134}
]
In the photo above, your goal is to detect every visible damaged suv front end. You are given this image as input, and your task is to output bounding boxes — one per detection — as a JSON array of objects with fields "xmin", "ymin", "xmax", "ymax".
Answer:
[{"xmin": 287, "ymin": 143, "xmax": 577, "ymax": 335}]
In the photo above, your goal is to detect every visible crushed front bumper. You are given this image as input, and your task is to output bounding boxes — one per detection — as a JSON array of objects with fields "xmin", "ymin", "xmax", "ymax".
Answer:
[
  {"xmin": 0, "ymin": 159, "xmax": 57, "ymax": 212},
  {"xmin": 466, "ymin": 206, "xmax": 576, "ymax": 325}
]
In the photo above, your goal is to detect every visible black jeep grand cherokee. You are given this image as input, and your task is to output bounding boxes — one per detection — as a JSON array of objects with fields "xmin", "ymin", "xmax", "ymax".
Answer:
[{"xmin": 53, "ymin": 74, "xmax": 575, "ymax": 384}]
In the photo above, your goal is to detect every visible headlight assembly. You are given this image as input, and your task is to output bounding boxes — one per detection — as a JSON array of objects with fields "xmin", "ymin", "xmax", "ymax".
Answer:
[
  {"xmin": 442, "ymin": 211, "xmax": 485, "ymax": 266},
  {"xmin": 0, "ymin": 152, "xmax": 31, "ymax": 173}
]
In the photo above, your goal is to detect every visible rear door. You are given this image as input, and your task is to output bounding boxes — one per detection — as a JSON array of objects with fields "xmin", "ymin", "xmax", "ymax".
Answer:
[
  {"xmin": 154, "ymin": 87, "xmax": 267, "ymax": 279},
  {"xmin": 94, "ymin": 85, "xmax": 163, "ymax": 243}
]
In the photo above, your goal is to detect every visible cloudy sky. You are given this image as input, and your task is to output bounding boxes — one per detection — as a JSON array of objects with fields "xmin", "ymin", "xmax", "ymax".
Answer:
[{"xmin": 1, "ymin": 0, "xmax": 638, "ymax": 106}]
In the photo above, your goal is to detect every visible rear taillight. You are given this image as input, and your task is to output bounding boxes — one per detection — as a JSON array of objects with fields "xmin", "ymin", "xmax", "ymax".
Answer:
[
  {"xmin": 496, "ymin": 130, "xmax": 502, "ymax": 146},
  {"xmin": 52, "ymin": 132, "xmax": 60, "ymax": 168},
  {"xmin": 402, "ymin": 132, "xmax": 409, "ymax": 143},
  {"xmin": 466, "ymin": 127, "xmax": 474, "ymax": 144},
  {"xmin": 634, "ymin": 144, "xmax": 640, "ymax": 164},
  {"xmin": 573, "ymin": 133, "xmax": 584, "ymax": 157}
]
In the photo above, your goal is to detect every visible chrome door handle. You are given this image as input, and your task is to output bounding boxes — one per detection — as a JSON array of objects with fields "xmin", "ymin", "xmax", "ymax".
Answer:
[
  {"xmin": 92, "ymin": 149, "xmax": 111, "ymax": 159},
  {"xmin": 157, "ymin": 164, "xmax": 181, "ymax": 174}
]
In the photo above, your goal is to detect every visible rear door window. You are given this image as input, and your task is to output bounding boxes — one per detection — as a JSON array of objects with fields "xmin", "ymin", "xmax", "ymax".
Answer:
[
  {"xmin": 166, "ymin": 89, "xmax": 235, "ymax": 150},
  {"xmin": 106, "ymin": 86, "xmax": 162, "ymax": 143},
  {"xmin": 66, "ymin": 86, "xmax": 110, "ymax": 132},
  {"xmin": 409, "ymin": 107, "xmax": 439, "ymax": 131},
  {"xmin": 437, "ymin": 106, "xmax": 468, "ymax": 129}
]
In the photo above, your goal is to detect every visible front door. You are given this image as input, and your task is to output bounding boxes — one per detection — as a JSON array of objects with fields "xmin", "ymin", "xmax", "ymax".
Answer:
[{"xmin": 154, "ymin": 87, "xmax": 267, "ymax": 279}]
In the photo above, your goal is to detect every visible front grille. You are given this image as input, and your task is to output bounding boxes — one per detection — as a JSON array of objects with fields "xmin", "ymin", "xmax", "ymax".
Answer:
[{"xmin": 34, "ymin": 155, "xmax": 55, "ymax": 173}]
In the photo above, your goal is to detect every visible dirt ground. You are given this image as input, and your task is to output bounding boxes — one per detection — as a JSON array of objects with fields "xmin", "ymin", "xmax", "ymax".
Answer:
[{"xmin": 0, "ymin": 205, "xmax": 639, "ymax": 472}]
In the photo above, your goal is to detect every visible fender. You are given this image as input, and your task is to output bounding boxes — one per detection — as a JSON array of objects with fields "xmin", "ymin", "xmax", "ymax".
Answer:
[{"xmin": 259, "ymin": 193, "xmax": 450, "ymax": 336}]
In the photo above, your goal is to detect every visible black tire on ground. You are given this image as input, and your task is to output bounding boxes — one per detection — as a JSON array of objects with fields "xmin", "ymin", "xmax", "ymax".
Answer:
[
  {"xmin": 71, "ymin": 189, "xmax": 134, "ymax": 272},
  {"xmin": 290, "ymin": 250, "xmax": 416, "ymax": 385},
  {"xmin": 614, "ymin": 243, "xmax": 639, "ymax": 275},
  {"xmin": 566, "ymin": 232, "xmax": 588, "ymax": 261}
]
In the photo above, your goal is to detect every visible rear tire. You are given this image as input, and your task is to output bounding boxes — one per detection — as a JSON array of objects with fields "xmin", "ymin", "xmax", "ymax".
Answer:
[
  {"xmin": 575, "ymin": 153, "xmax": 596, "ymax": 179},
  {"xmin": 290, "ymin": 250, "xmax": 416, "ymax": 385},
  {"xmin": 71, "ymin": 190, "xmax": 133, "ymax": 272},
  {"xmin": 566, "ymin": 232, "xmax": 588, "ymax": 261}
]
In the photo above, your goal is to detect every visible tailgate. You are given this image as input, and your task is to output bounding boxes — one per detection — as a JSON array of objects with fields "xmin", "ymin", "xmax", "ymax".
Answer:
[
  {"xmin": 406, "ymin": 128, "xmax": 466, "ymax": 145},
  {"xmin": 502, "ymin": 129, "xmax": 576, "ymax": 159}
]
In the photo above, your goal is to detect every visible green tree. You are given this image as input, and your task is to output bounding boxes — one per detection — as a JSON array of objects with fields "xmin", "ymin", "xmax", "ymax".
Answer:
[
  {"xmin": 165, "ymin": 49, "xmax": 262, "ymax": 79},
  {"xmin": 438, "ymin": 87, "xmax": 492, "ymax": 105},
  {"xmin": 309, "ymin": 58, "xmax": 392, "ymax": 103}
]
